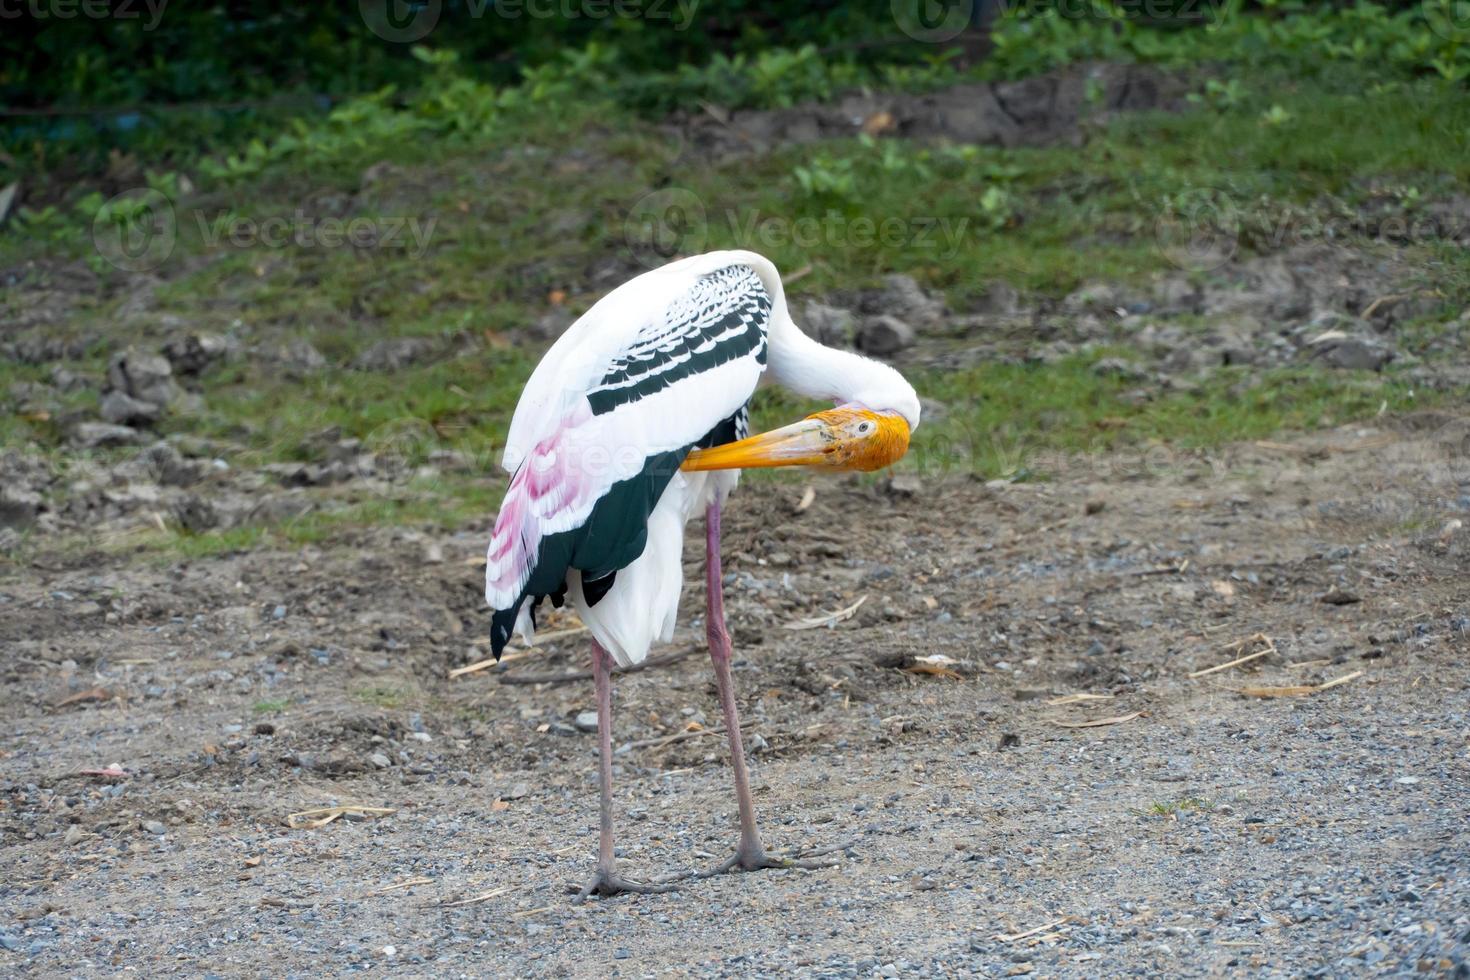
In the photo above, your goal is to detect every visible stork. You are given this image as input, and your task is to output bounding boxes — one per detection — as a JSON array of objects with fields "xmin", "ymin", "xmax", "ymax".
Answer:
[{"xmin": 484, "ymin": 250, "xmax": 920, "ymax": 900}]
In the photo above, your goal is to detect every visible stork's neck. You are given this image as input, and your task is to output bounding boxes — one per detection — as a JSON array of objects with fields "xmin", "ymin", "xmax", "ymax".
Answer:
[
  {"xmin": 765, "ymin": 302, "xmax": 922, "ymax": 430},
  {"xmin": 687, "ymin": 250, "xmax": 920, "ymax": 427}
]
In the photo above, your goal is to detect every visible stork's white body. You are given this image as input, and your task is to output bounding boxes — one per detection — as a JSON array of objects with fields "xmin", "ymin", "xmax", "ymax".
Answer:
[
  {"xmin": 483, "ymin": 249, "xmax": 922, "ymax": 899},
  {"xmin": 487, "ymin": 250, "xmax": 919, "ymax": 667}
]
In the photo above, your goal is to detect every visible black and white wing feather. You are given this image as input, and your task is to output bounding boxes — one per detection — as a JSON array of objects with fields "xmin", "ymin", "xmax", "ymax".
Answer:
[{"xmin": 485, "ymin": 259, "xmax": 771, "ymax": 656}]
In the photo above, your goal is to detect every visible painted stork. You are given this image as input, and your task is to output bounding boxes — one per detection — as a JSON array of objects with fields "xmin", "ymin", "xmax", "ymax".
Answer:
[{"xmin": 484, "ymin": 250, "xmax": 920, "ymax": 900}]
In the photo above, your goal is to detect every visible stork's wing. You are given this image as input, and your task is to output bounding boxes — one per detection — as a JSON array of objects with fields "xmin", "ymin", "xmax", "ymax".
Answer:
[{"xmin": 485, "ymin": 262, "xmax": 771, "ymax": 656}]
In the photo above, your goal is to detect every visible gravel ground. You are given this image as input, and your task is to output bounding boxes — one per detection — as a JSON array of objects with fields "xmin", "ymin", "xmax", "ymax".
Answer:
[{"xmin": 2, "ymin": 413, "xmax": 1467, "ymax": 977}]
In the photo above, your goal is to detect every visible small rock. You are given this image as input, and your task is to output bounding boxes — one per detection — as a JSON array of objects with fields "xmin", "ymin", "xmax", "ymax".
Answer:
[
  {"xmin": 172, "ymin": 495, "xmax": 219, "ymax": 533},
  {"xmin": 1084, "ymin": 498, "xmax": 1106, "ymax": 515},
  {"xmin": 802, "ymin": 299, "xmax": 856, "ymax": 346},
  {"xmin": 0, "ymin": 487, "xmax": 42, "ymax": 529},
  {"xmin": 857, "ymin": 315, "xmax": 915, "ymax": 356},
  {"xmin": 421, "ymin": 542, "xmax": 445, "ymax": 565},
  {"xmin": 1319, "ymin": 587, "xmax": 1362, "ymax": 606},
  {"xmin": 143, "ymin": 442, "xmax": 202, "ymax": 486},
  {"xmin": 885, "ymin": 473, "xmax": 923, "ymax": 498},
  {"xmin": 368, "ymin": 752, "xmax": 393, "ymax": 769},
  {"xmin": 63, "ymin": 824, "xmax": 85, "ymax": 846},
  {"xmin": 507, "ymin": 782, "xmax": 530, "ymax": 799},
  {"xmin": 49, "ymin": 365, "xmax": 89, "ymax": 392},
  {"xmin": 1309, "ymin": 334, "xmax": 1394, "ymax": 371},
  {"xmin": 530, "ymin": 307, "xmax": 576, "ymax": 341},
  {"xmin": 162, "ymin": 333, "xmax": 229, "ymax": 376},
  {"xmin": 973, "ymin": 280, "xmax": 1020, "ymax": 316},
  {"xmin": 72, "ymin": 422, "xmax": 144, "ymax": 449},
  {"xmin": 873, "ymin": 273, "xmax": 944, "ymax": 328},
  {"xmin": 99, "ymin": 390, "xmax": 162, "ymax": 426},
  {"xmin": 106, "ymin": 348, "xmax": 180, "ymax": 408},
  {"xmin": 574, "ymin": 711, "xmax": 599, "ymax": 733},
  {"xmin": 141, "ymin": 819, "xmax": 167, "ymax": 836},
  {"xmin": 1091, "ymin": 357, "xmax": 1147, "ymax": 381},
  {"xmin": 268, "ymin": 339, "xmax": 328, "ymax": 378},
  {"xmin": 353, "ymin": 337, "xmax": 434, "ymax": 372}
]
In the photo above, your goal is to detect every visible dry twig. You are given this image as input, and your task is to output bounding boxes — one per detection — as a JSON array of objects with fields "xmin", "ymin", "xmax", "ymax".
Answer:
[
  {"xmin": 784, "ymin": 595, "xmax": 867, "ymax": 631},
  {"xmin": 1053, "ymin": 711, "xmax": 1144, "ymax": 729},
  {"xmin": 1046, "ymin": 693, "xmax": 1113, "ymax": 706},
  {"xmin": 995, "ymin": 916, "xmax": 1073, "ymax": 943},
  {"xmin": 1238, "ymin": 670, "xmax": 1363, "ymax": 698},
  {"xmin": 286, "ymin": 805, "xmax": 396, "ymax": 830},
  {"xmin": 1188, "ymin": 633, "xmax": 1276, "ymax": 678}
]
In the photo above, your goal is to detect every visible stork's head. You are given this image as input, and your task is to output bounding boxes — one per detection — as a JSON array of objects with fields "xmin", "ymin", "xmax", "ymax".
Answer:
[{"xmin": 682, "ymin": 402, "xmax": 917, "ymax": 473}]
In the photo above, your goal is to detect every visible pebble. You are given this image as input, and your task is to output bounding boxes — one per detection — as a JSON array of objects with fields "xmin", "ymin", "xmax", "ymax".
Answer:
[
  {"xmin": 574, "ymin": 711, "xmax": 599, "ymax": 733},
  {"xmin": 141, "ymin": 820, "xmax": 167, "ymax": 835},
  {"xmin": 369, "ymin": 752, "xmax": 392, "ymax": 769}
]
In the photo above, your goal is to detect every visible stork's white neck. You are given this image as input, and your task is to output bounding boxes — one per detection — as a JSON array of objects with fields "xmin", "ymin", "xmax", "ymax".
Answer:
[
  {"xmin": 765, "ymin": 306, "xmax": 921, "ymax": 430},
  {"xmin": 668, "ymin": 250, "xmax": 921, "ymax": 428},
  {"xmin": 699, "ymin": 251, "xmax": 918, "ymax": 429}
]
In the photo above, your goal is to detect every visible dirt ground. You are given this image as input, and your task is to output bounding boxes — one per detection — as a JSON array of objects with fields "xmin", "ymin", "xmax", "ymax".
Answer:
[{"xmin": 2, "ymin": 409, "xmax": 1467, "ymax": 977}]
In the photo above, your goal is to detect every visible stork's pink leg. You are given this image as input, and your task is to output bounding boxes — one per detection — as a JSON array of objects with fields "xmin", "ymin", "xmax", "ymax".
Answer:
[
  {"xmin": 573, "ymin": 639, "xmax": 677, "ymax": 902},
  {"xmin": 699, "ymin": 500, "xmax": 841, "ymax": 877}
]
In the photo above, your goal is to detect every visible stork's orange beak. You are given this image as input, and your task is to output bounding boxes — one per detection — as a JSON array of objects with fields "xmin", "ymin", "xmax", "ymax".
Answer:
[{"xmin": 681, "ymin": 407, "xmax": 910, "ymax": 473}]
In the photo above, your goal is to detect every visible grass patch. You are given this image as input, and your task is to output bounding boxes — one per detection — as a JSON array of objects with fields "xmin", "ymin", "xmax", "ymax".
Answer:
[
  {"xmin": 4, "ymin": 66, "xmax": 1466, "ymax": 554},
  {"xmin": 1135, "ymin": 797, "xmax": 1214, "ymax": 818},
  {"xmin": 351, "ymin": 684, "xmax": 417, "ymax": 710},
  {"xmin": 252, "ymin": 698, "xmax": 290, "ymax": 715}
]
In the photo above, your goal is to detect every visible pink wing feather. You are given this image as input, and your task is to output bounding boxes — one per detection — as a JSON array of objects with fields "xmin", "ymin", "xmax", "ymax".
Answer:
[{"xmin": 483, "ymin": 401, "xmax": 601, "ymax": 609}]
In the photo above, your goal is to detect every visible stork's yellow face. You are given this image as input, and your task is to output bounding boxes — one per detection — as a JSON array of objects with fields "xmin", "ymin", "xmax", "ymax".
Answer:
[{"xmin": 681, "ymin": 406, "xmax": 911, "ymax": 473}]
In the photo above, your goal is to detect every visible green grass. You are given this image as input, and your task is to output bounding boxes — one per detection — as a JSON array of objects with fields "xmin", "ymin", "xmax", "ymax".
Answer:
[
  {"xmin": 252, "ymin": 698, "xmax": 290, "ymax": 715},
  {"xmin": 4, "ymin": 66, "xmax": 1467, "ymax": 556},
  {"xmin": 352, "ymin": 684, "xmax": 416, "ymax": 710},
  {"xmin": 1136, "ymin": 797, "xmax": 1214, "ymax": 818}
]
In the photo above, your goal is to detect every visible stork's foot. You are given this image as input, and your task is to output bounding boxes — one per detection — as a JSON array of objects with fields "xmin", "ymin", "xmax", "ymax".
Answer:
[
  {"xmin": 570, "ymin": 867, "xmax": 678, "ymax": 903},
  {"xmin": 694, "ymin": 839, "xmax": 848, "ymax": 879}
]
